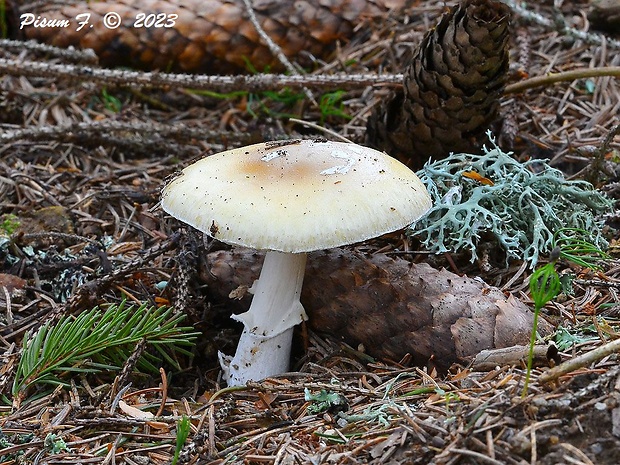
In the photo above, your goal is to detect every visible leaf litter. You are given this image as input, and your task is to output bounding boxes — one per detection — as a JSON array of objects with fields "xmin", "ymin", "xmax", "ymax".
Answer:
[{"xmin": 1, "ymin": 0, "xmax": 620, "ymax": 464}]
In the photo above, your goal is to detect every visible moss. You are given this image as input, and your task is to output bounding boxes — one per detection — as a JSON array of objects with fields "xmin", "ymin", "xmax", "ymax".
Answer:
[
  {"xmin": 0, "ymin": 214, "xmax": 20, "ymax": 236},
  {"xmin": 411, "ymin": 139, "xmax": 612, "ymax": 267}
]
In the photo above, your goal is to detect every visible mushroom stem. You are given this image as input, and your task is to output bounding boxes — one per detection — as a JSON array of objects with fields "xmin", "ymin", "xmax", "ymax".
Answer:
[{"xmin": 219, "ymin": 251, "xmax": 308, "ymax": 386}]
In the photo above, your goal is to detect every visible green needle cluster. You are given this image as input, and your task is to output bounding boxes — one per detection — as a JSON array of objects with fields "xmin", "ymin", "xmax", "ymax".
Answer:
[{"xmin": 12, "ymin": 301, "xmax": 199, "ymax": 399}]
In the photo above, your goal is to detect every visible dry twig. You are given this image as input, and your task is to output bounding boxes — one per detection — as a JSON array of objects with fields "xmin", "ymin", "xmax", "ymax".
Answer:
[
  {"xmin": 537, "ymin": 336, "xmax": 620, "ymax": 384},
  {"xmin": 0, "ymin": 58, "xmax": 403, "ymax": 91}
]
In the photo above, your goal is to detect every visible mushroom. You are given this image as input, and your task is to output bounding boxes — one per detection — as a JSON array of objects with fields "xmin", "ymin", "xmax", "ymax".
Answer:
[{"xmin": 160, "ymin": 139, "xmax": 432, "ymax": 386}]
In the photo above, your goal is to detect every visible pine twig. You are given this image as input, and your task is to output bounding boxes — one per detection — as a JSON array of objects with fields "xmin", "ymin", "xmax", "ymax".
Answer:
[
  {"xmin": 0, "ymin": 57, "xmax": 403, "ymax": 92},
  {"xmin": 0, "ymin": 119, "xmax": 256, "ymax": 147},
  {"xmin": 241, "ymin": 0, "xmax": 316, "ymax": 104},
  {"xmin": 240, "ymin": 0, "xmax": 300, "ymax": 77},
  {"xmin": 63, "ymin": 232, "xmax": 182, "ymax": 312},
  {"xmin": 505, "ymin": 0, "xmax": 620, "ymax": 49},
  {"xmin": 111, "ymin": 338, "xmax": 147, "ymax": 398},
  {"xmin": 585, "ymin": 123, "xmax": 620, "ymax": 185},
  {"xmin": 0, "ymin": 38, "xmax": 98, "ymax": 64},
  {"xmin": 505, "ymin": 66, "xmax": 620, "ymax": 94},
  {"xmin": 11, "ymin": 301, "xmax": 198, "ymax": 403},
  {"xmin": 538, "ymin": 337, "xmax": 620, "ymax": 384}
]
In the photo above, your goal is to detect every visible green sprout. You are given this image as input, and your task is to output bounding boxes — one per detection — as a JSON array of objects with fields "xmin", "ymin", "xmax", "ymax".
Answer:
[
  {"xmin": 171, "ymin": 415, "xmax": 191, "ymax": 465},
  {"xmin": 522, "ymin": 258, "xmax": 561, "ymax": 397},
  {"xmin": 11, "ymin": 301, "xmax": 199, "ymax": 402},
  {"xmin": 189, "ymin": 84, "xmax": 350, "ymax": 123},
  {"xmin": 187, "ymin": 89, "xmax": 248, "ymax": 100},
  {"xmin": 247, "ymin": 89, "xmax": 305, "ymax": 119},
  {"xmin": 0, "ymin": 213, "xmax": 20, "ymax": 236},
  {"xmin": 101, "ymin": 88, "xmax": 122, "ymax": 113},
  {"xmin": 435, "ymin": 387, "xmax": 460, "ymax": 407},
  {"xmin": 523, "ymin": 230, "xmax": 608, "ymax": 396},
  {"xmin": 44, "ymin": 433, "xmax": 71, "ymax": 454},
  {"xmin": 241, "ymin": 56, "xmax": 271, "ymax": 75},
  {"xmin": 304, "ymin": 388, "xmax": 348, "ymax": 414},
  {"xmin": 187, "ymin": 87, "xmax": 305, "ymax": 119},
  {"xmin": 553, "ymin": 227, "xmax": 610, "ymax": 269},
  {"xmin": 435, "ymin": 386, "xmax": 461, "ymax": 424},
  {"xmin": 319, "ymin": 91, "xmax": 351, "ymax": 124}
]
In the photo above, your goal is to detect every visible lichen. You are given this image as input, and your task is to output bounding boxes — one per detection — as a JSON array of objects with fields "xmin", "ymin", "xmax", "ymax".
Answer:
[{"xmin": 411, "ymin": 138, "xmax": 613, "ymax": 267}]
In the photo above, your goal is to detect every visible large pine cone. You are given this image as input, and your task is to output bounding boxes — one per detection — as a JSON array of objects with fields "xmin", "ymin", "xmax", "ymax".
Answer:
[
  {"xmin": 16, "ymin": 0, "xmax": 391, "ymax": 74},
  {"xmin": 366, "ymin": 0, "xmax": 511, "ymax": 169},
  {"xmin": 203, "ymin": 248, "xmax": 550, "ymax": 371},
  {"xmin": 588, "ymin": 0, "xmax": 620, "ymax": 32}
]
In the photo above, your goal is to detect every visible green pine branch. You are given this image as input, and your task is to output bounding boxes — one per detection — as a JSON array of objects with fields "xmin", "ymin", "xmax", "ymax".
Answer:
[{"xmin": 12, "ymin": 301, "xmax": 199, "ymax": 399}]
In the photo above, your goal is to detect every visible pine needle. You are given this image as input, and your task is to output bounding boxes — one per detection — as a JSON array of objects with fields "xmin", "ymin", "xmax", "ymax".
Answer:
[{"xmin": 12, "ymin": 301, "xmax": 199, "ymax": 399}]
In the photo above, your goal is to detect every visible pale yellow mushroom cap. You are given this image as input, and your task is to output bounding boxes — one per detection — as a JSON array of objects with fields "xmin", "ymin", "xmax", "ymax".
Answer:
[{"xmin": 161, "ymin": 139, "xmax": 432, "ymax": 253}]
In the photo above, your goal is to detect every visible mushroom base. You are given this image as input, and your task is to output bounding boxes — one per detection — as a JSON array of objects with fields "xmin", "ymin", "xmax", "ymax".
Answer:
[
  {"xmin": 219, "ymin": 251, "xmax": 307, "ymax": 386},
  {"xmin": 219, "ymin": 326, "xmax": 296, "ymax": 386}
]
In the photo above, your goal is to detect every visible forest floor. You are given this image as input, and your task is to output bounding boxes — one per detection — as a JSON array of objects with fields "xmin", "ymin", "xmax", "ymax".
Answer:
[{"xmin": 2, "ymin": 0, "xmax": 620, "ymax": 463}]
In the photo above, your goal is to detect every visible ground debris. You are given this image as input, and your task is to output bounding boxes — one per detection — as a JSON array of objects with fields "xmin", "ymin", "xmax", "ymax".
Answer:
[{"xmin": 1, "ymin": 0, "xmax": 620, "ymax": 463}]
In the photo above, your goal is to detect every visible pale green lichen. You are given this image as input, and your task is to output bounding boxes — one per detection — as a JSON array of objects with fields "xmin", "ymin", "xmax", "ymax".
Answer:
[{"xmin": 411, "ymin": 139, "xmax": 613, "ymax": 267}]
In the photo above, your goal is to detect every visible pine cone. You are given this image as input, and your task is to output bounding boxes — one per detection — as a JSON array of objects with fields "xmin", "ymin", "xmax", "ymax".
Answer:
[
  {"xmin": 16, "ymin": 0, "xmax": 389, "ymax": 74},
  {"xmin": 589, "ymin": 0, "xmax": 620, "ymax": 33},
  {"xmin": 367, "ymin": 0, "xmax": 511, "ymax": 169},
  {"xmin": 202, "ymin": 248, "xmax": 550, "ymax": 371}
]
